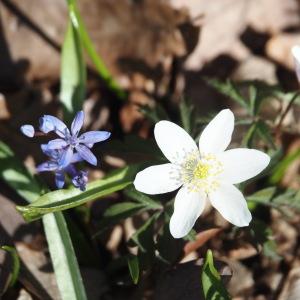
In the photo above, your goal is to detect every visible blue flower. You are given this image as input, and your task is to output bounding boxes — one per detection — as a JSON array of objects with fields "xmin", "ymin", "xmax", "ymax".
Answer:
[
  {"xmin": 37, "ymin": 146, "xmax": 85, "ymax": 189},
  {"xmin": 21, "ymin": 110, "xmax": 110, "ymax": 191},
  {"xmin": 41, "ymin": 111, "xmax": 111, "ymax": 167}
]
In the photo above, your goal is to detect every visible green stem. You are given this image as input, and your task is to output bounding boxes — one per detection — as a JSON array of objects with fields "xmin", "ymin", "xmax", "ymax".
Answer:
[{"xmin": 66, "ymin": 0, "xmax": 126, "ymax": 100}]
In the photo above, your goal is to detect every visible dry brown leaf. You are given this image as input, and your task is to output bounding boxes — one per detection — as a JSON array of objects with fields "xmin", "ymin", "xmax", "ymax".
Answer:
[
  {"xmin": 279, "ymin": 263, "xmax": 300, "ymax": 300},
  {"xmin": 183, "ymin": 228, "xmax": 222, "ymax": 256},
  {"xmin": 228, "ymin": 245, "xmax": 258, "ymax": 260}
]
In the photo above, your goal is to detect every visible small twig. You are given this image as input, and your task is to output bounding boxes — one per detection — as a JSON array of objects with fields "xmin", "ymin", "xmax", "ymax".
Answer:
[
  {"xmin": 1, "ymin": 0, "xmax": 61, "ymax": 52},
  {"xmin": 275, "ymin": 92, "xmax": 299, "ymax": 142}
]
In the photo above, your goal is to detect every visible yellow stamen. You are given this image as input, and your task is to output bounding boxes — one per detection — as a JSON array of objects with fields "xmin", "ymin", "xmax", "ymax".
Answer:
[{"xmin": 178, "ymin": 151, "xmax": 224, "ymax": 194}]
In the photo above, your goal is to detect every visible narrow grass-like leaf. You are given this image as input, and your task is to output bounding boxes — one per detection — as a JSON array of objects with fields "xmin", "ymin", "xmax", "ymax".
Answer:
[
  {"xmin": 256, "ymin": 121, "xmax": 276, "ymax": 149},
  {"xmin": 247, "ymin": 187, "xmax": 276, "ymax": 211},
  {"xmin": 130, "ymin": 213, "xmax": 159, "ymax": 252},
  {"xmin": 247, "ymin": 187, "xmax": 277, "ymax": 203},
  {"xmin": 247, "ymin": 187, "xmax": 300, "ymax": 215},
  {"xmin": 201, "ymin": 250, "xmax": 231, "ymax": 300},
  {"xmin": 94, "ymin": 202, "xmax": 146, "ymax": 235},
  {"xmin": 179, "ymin": 98, "xmax": 194, "ymax": 134},
  {"xmin": 242, "ymin": 123, "xmax": 257, "ymax": 148},
  {"xmin": 17, "ymin": 165, "xmax": 141, "ymax": 221},
  {"xmin": 0, "ymin": 142, "xmax": 87, "ymax": 300},
  {"xmin": 207, "ymin": 78, "xmax": 250, "ymax": 112},
  {"xmin": 66, "ymin": 0, "xmax": 126, "ymax": 100},
  {"xmin": 60, "ymin": 20, "xmax": 86, "ymax": 122},
  {"xmin": 270, "ymin": 148, "xmax": 300, "ymax": 184},
  {"xmin": 0, "ymin": 246, "xmax": 20, "ymax": 287},
  {"xmin": 42, "ymin": 213, "xmax": 87, "ymax": 299},
  {"xmin": 127, "ymin": 255, "xmax": 140, "ymax": 284},
  {"xmin": 0, "ymin": 141, "xmax": 45, "ymax": 201},
  {"xmin": 124, "ymin": 185, "xmax": 163, "ymax": 210},
  {"xmin": 138, "ymin": 103, "xmax": 170, "ymax": 124}
]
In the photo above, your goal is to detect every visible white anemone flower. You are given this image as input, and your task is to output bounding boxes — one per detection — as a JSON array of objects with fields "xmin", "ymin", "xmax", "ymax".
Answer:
[{"xmin": 134, "ymin": 109, "xmax": 271, "ymax": 238}]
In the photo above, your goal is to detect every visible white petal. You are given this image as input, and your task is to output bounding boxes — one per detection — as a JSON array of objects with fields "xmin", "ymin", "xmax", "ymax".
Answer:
[
  {"xmin": 199, "ymin": 109, "xmax": 234, "ymax": 155},
  {"xmin": 209, "ymin": 183, "xmax": 251, "ymax": 227},
  {"xmin": 218, "ymin": 148, "xmax": 270, "ymax": 184},
  {"xmin": 154, "ymin": 121, "xmax": 198, "ymax": 164},
  {"xmin": 134, "ymin": 164, "xmax": 182, "ymax": 195},
  {"xmin": 292, "ymin": 45, "xmax": 300, "ymax": 82},
  {"xmin": 169, "ymin": 186, "xmax": 206, "ymax": 238}
]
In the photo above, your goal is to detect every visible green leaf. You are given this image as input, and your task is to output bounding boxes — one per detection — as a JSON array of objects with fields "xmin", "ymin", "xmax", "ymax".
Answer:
[
  {"xmin": 248, "ymin": 220, "xmax": 281, "ymax": 261},
  {"xmin": 179, "ymin": 98, "xmax": 194, "ymax": 134},
  {"xmin": 248, "ymin": 187, "xmax": 300, "ymax": 215},
  {"xmin": 66, "ymin": 0, "xmax": 126, "ymax": 100},
  {"xmin": 124, "ymin": 185, "xmax": 163, "ymax": 210},
  {"xmin": 270, "ymin": 148, "xmax": 300, "ymax": 184},
  {"xmin": 0, "ymin": 142, "xmax": 87, "ymax": 300},
  {"xmin": 130, "ymin": 213, "xmax": 159, "ymax": 252},
  {"xmin": 247, "ymin": 187, "xmax": 277, "ymax": 203},
  {"xmin": 0, "ymin": 141, "xmax": 44, "ymax": 201},
  {"xmin": 263, "ymin": 239, "xmax": 282, "ymax": 261},
  {"xmin": 272, "ymin": 190, "xmax": 300, "ymax": 212},
  {"xmin": 17, "ymin": 165, "xmax": 140, "ymax": 221},
  {"xmin": 127, "ymin": 255, "xmax": 139, "ymax": 284},
  {"xmin": 60, "ymin": 20, "xmax": 86, "ymax": 122},
  {"xmin": 242, "ymin": 123, "xmax": 257, "ymax": 148},
  {"xmin": 201, "ymin": 250, "xmax": 231, "ymax": 300},
  {"xmin": 94, "ymin": 202, "xmax": 146, "ymax": 235},
  {"xmin": 156, "ymin": 217, "xmax": 183, "ymax": 265},
  {"xmin": 248, "ymin": 84, "xmax": 258, "ymax": 115},
  {"xmin": 256, "ymin": 121, "xmax": 276, "ymax": 149},
  {"xmin": 207, "ymin": 78, "xmax": 250, "ymax": 112},
  {"xmin": 43, "ymin": 213, "xmax": 88, "ymax": 299},
  {"xmin": 246, "ymin": 81, "xmax": 274, "ymax": 116},
  {"xmin": 0, "ymin": 246, "xmax": 20, "ymax": 287},
  {"xmin": 130, "ymin": 212, "xmax": 161, "ymax": 270},
  {"xmin": 138, "ymin": 103, "xmax": 170, "ymax": 124}
]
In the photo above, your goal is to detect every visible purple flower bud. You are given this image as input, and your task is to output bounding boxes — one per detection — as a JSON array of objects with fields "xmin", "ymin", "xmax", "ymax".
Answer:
[
  {"xmin": 20, "ymin": 125, "xmax": 35, "ymax": 138},
  {"xmin": 72, "ymin": 171, "xmax": 88, "ymax": 191},
  {"xmin": 39, "ymin": 116, "xmax": 55, "ymax": 133}
]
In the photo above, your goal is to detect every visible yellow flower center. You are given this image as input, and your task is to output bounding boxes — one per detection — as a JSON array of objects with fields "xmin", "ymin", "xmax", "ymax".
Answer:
[
  {"xmin": 193, "ymin": 162, "xmax": 210, "ymax": 179},
  {"xmin": 178, "ymin": 151, "xmax": 224, "ymax": 194}
]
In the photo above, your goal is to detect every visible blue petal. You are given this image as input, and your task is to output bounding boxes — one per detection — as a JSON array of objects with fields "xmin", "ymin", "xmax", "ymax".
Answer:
[
  {"xmin": 55, "ymin": 172, "xmax": 65, "ymax": 189},
  {"xmin": 36, "ymin": 161, "xmax": 58, "ymax": 172},
  {"xmin": 71, "ymin": 111, "xmax": 84, "ymax": 136},
  {"xmin": 41, "ymin": 144, "xmax": 54, "ymax": 157},
  {"xmin": 46, "ymin": 138, "xmax": 68, "ymax": 150},
  {"xmin": 20, "ymin": 125, "xmax": 35, "ymax": 138},
  {"xmin": 39, "ymin": 115, "xmax": 69, "ymax": 138},
  {"xmin": 70, "ymin": 153, "xmax": 84, "ymax": 164},
  {"xmin": 64, "ymin": 164, "xmax": 77, "ymax": 177},
  {"xmin": 58, "ymin": 146, "xmax": 74, "ymax": 169},
  {"xmin": 41, "ymin": 144, "xmax": 61, "ymax": 160},
  {"xmin": 75, "ymin": 144, "xmax": 97, "ymax": 166},
  {"xmin": 79, "ymin": 131, "xmax": 111, "ymax": 144}
]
